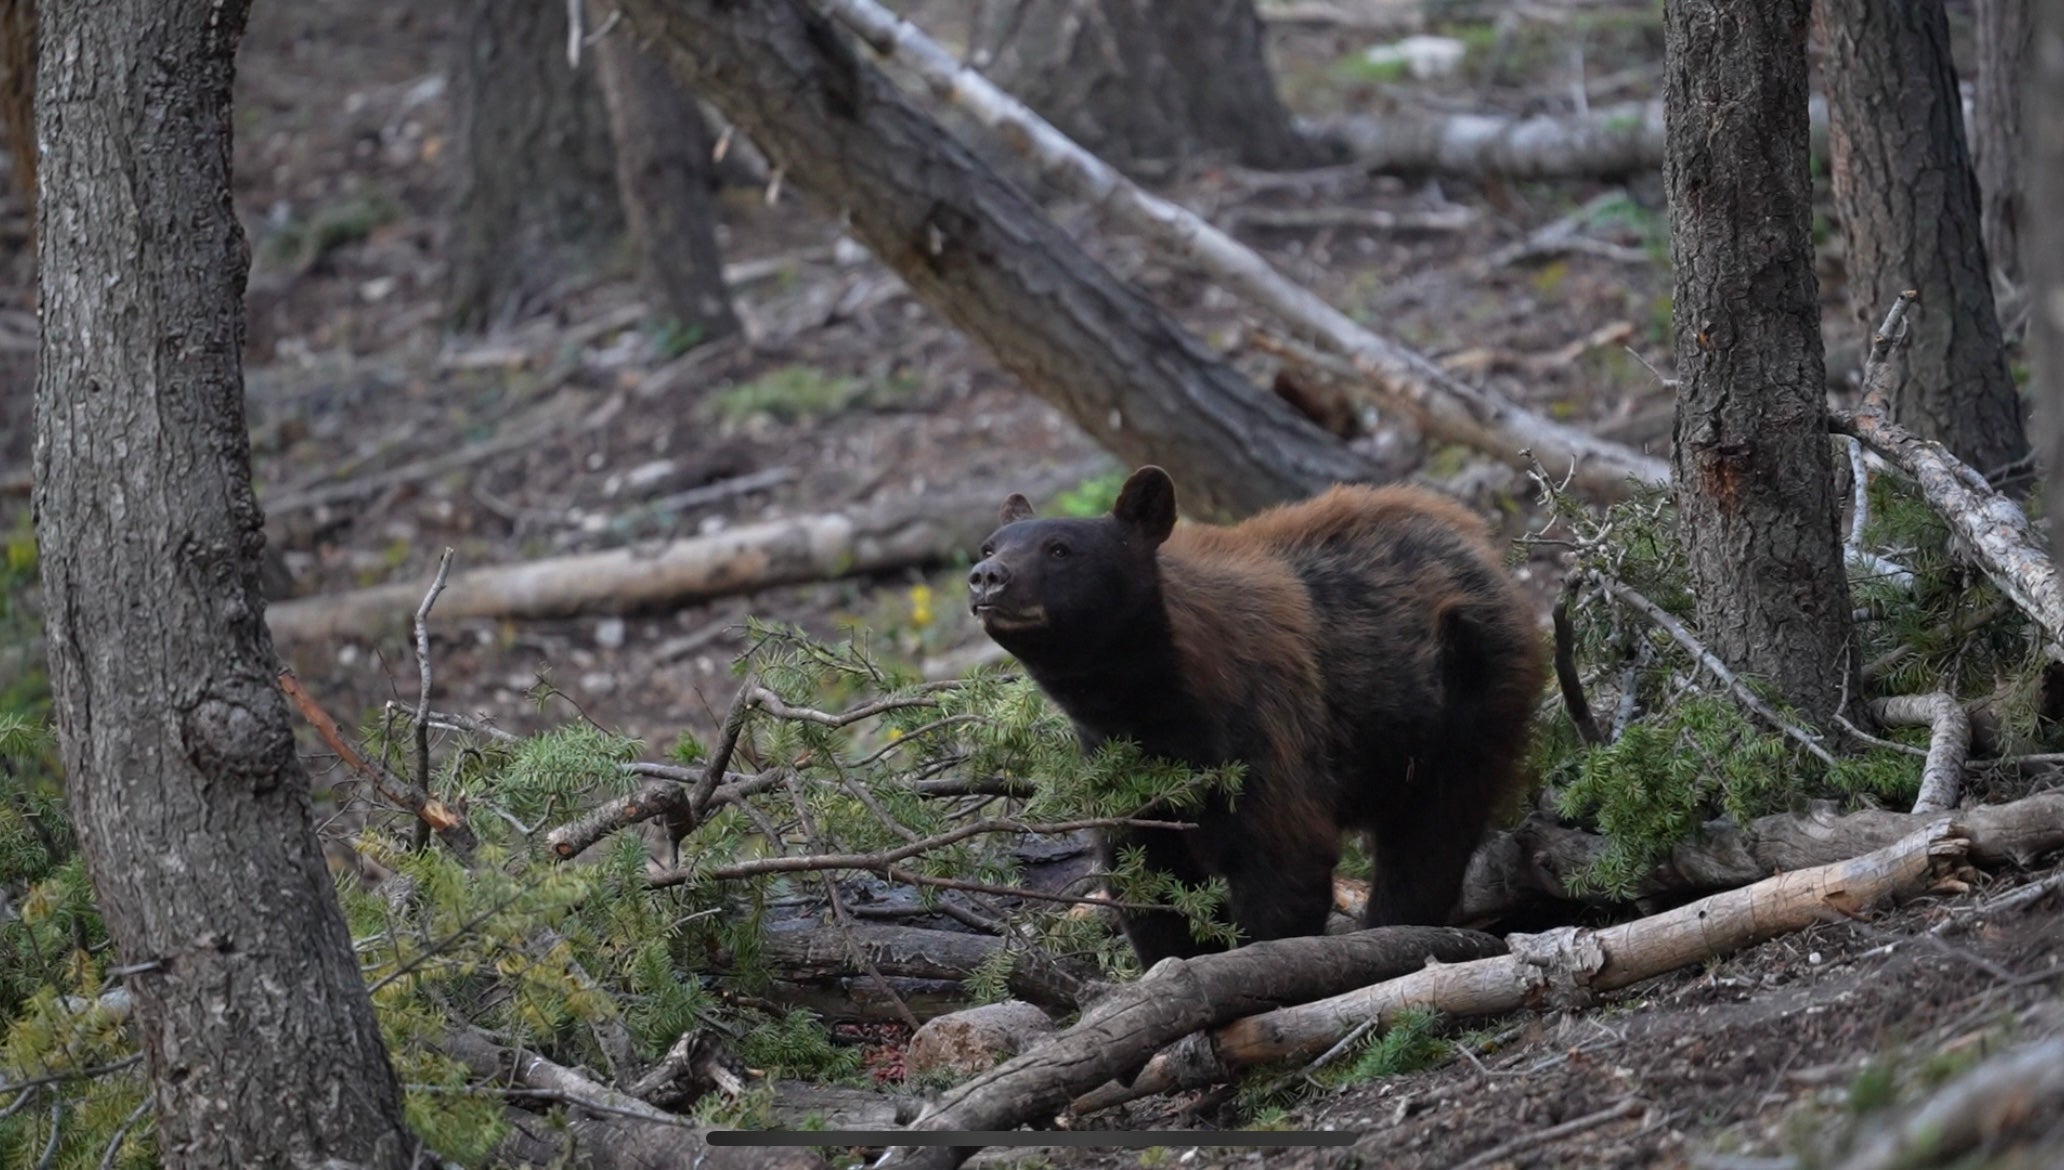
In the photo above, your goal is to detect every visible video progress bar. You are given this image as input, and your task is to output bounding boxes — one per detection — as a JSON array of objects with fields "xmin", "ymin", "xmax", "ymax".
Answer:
[{"xmin": 709, "ymin": 1130, "xmax": 1358, "ymax": 1148}]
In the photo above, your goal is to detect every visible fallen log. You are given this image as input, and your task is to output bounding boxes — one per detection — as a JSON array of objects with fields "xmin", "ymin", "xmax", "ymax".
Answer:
[
  {"xmin": 745, "ymin": 921, "xmax": 1099, "ymax": 1014},
  {"xmin": 871, "ymin": 926, "xmax": 1505, "ymax": 1170},
  {"xmin": 1089, "ymin": 816, "xmax": 1976, "ymax": 1111},
  {"xmin": 265, "ymin": 473, "xmax": 1087, "ymax": 643},
  {"xmin": 1458, "ymin": 790, "xmax": 2064, "ymax": 918},
  {"xmin": 816, "ymin": 0, "xmax": 1669, "ymax": 499},
  {"xmin": 1308, "ymin": 97, "xmax": 1827, "ymax": 179},
  {"xmin": 444, "ymin": 1026, "xmax": 825, "ymax": 1170}
]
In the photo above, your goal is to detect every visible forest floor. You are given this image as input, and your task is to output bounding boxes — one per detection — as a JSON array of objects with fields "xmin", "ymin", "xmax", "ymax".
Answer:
[{"xmin": 2, "ymin": 0, "xmax": 2059, "ymax": 1167}]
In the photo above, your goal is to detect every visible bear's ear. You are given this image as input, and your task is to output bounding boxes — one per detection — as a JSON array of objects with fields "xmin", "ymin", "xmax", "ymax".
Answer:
[
  {"xmin": 1000, "ymin": 493, "xmax": 1036, "ymax": 525},
  {"xmin": 1112, "ymin": 466, "xmax": 1177, "ymax": 546}
]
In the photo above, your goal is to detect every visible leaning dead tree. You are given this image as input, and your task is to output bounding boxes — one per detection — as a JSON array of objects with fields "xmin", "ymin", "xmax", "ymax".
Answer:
[
  {"xmin": 605, "ymin": 0, "xmax": 1372, "ymax": 519},
  {"xmin": 814, "ymin": 0, "xmax": 1669, "ymax": 497}
]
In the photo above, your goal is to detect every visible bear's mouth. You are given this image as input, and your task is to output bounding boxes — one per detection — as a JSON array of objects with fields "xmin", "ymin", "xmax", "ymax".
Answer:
[{"xmin": 972, "ymin": 603, "xmax": 1047, "ymax": 632}]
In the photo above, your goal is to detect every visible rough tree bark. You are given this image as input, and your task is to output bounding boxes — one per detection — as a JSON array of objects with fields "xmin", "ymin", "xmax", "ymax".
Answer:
[
  {"xmin": 1975, "ymin": 0, "xmax": 2030, "ymax": 292},
  {"xmin": 2036, "ymin": 0, "xmax": 2064, "ymax": 555},
  {"xmin": 604, "ymin": 0, "xmax": 1378, "ymax": 519},
  {"xmin": 1816, "ymin": 0, "xmax": 2026, "ymax": 477},
  {"xmin": 31, "ymin": 0, "xmax": 418, "ymax": 1165},
  {"xmin": 1663, "ymin": 0, "xmax": 1860, "ymax": 723},
  {"xmin": 971, "ymin": 0, "xmax": 1321, "ymax": 173},
  {"xmin": 447, "ymin": 0, "xmax": 621, "ymax": 331},
  {"xmin": 590, "ymin": 2, "xmax": 739, "ymax": 344}
]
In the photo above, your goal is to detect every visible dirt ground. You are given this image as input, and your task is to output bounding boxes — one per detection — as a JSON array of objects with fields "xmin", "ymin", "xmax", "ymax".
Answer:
[{"xmin": 3, "ymin": 1, "xmax": 2057, "ymax": 1167}]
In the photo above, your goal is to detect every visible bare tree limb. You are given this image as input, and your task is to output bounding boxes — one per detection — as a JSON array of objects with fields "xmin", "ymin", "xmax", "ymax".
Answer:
[
  {"xmin": 1593, "ymin": 574, "xmax": 1838, "ymax": 766},
  {"xmin": 871, "ymin": 927, "xmax": 1506, "ymax": 1170},
  {"xmin": 1094, "ymin": 818, "xmax": 1974, "ymax": 1109},
  {"xmin": 1870, "ymin": 694, "xmax": 1971, "ymax": 815},
  {"xmin": 816, "ymin": 0, "xmax": 1669, "ymax": 499},
  {"xmin": 1830, "ymin": 293, "xmax": 2064, "ymax": 661},
  {"xmin": 277, "ymin": 669, "xmax": 478, "ymax": 859}
]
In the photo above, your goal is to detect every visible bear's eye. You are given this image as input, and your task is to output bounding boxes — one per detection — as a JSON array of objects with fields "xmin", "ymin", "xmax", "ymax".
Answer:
[
  {"xmin": 980, "ymin": 544, "xmax": 994, "ymax": 558},
  {"xmin": 1048, "ymin": 542, "xmax": 1069, "ymax": 559}
]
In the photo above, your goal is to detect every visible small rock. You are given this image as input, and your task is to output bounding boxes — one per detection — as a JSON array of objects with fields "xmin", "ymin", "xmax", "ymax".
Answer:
[
  {"xmin": 579, "ymin": 671, "xmax": 616, "ymax": 696},
  {"xmin": 596, "ymin": 618, "xmax": 627, "ymax": 650},
  {"xmin": 905, "ymin": 1000, "xmax": 1056, "ymax": 1079}
]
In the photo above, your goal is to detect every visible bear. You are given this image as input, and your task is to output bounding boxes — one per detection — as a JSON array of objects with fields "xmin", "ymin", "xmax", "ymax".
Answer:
[{"xmin": 966, "ymin": 465, "xmax": 1547, "ymax": 968}]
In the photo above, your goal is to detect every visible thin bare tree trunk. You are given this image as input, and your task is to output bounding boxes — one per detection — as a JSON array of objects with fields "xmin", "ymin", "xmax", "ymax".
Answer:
[
  {"xmin": 590, "ymin": 4, "xmax": 739, "ymax": 344},
  {"xmin": 31, "ymin": 0, "xmax": 418, "ymax": 1163},
  {"xmin": 1664, "ymin": 0, "xmax": 1860, "ymax": 723},
  {"xmin": 2035, "ymin": 0, "xmax": 2064, "ymax": 556},
  {"xmin": 447, "ymin": 0, "xmax": 621, "ymax": 331},
  {"xmin": 1817, "ymin": 0, "xmax": 2027, "ymax": 478},
  {"xmin": 1975, "ymin": 0, "xmax": 2030, "ymax": 293},
  {"xmin": 973, "ymin": 0, "xmax": 1321, "ymax": 173}
]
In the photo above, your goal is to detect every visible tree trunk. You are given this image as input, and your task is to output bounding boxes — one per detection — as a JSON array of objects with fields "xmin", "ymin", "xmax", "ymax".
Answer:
[
  {"xmin": 971, "ymin": 0, "xmax": 1322, "ymax": 174},
  {"xmin": 1817, "ymin": 0, "xmax": 2027, "ymax": 478},
  {"xmin": 590, "ymin": 2, "xmax": 739, "ymax": 345},
  {"xmin": 447, "ymin": 0, "xmax": 622, "ymax": 332},
  {"xmin": 1974, "ymin": 0, "xmax": 2030, "ymax": 292},
  {"xmin": 31, "ymin": 1, "xmax": 417, "ymax": 1165},
  {"xmin": 600, "ymin": 0, "xmax": 1378, "ymax": 520},
  {"xmin": 2035, "ymin": 0, "xmax": 2064, "ymax": 555},
  {"xmin": 1663, "ymin": 0, "xmax": 1860, "ymax": 723},
  {"xmin": 0, "ymin": 0, "xmax": 31, "ymax": 223}
]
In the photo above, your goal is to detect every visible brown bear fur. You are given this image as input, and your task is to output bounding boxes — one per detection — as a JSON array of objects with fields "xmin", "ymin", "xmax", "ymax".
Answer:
[{"xmin": 967, "ymin": 466, "xmax": 1547, "ymax": 968}]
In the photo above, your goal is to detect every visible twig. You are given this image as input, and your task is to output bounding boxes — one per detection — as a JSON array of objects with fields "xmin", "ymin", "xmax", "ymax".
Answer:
[
  {"xmin": 1868, "ymin": 694, "xmax": 1970, "ymax": 814},
  {"xmin": 1843, "ymin": 437, "xmax": 1914, "ymax": 591},
  {"xmin": 0, "ymin": 1055, "xmax": 143, "ymax": 1100},
  {"xmin": 1553, "ymin": 579, "xmax": 1605, "ymax": 745},
  {"xmin": 653, "ymin": 816, "xmax": 1194, "ymax": 884},
  {"xmin": 690, "ymin": 673, "xmax": 761, "ymax": 820},
  {"xmin": 1451, "ymin": 1099, "xmax": 1648, "ymax": 1170},
  {"xmin": 413, "ymin": 549, "xmax": 456, "ymax": 798},
  {"xmin": 34, "ymin": 1092, "xmax": 61, "ymax": 1170},
  {"xmin": 1222, "ymin": 205, "xmax": 1477, "ymax": 234},
  {"xmin": 1594, "ymin": 575, "xmax": 1838, "ymax": 766},
  {"xmin": 279, "ymin": 669, "xmax": 478, "ymax": 859},
  {"xmin": 98, "ymin": 1095, "xmax": 152, "ymax": 1170}
]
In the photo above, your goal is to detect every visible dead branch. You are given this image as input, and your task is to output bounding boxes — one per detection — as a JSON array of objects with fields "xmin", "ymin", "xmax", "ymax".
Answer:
[
  {"xmin": 266, "ymin": 479, "xmax": 1072, "ymax": 643},
  {"xmin": 821, "ymin": 0, "xmax": 1669, "ymax": 498},
  {"xmin": 1458, "ymin": 790, "xmax": 2064, "ymax": 919},
  {"xmin": 1830, "ymin": 294, "xmax": 2064, "ymax": 661},
  {"xmin": 1831, "ymin": 1034, "xmax": 2064, "ymax": 1170},
  {"xmin": 412, "ymin": 549, "xmax": 456, "ymax": 798},
  {"xmin": 743, "ymin": 922, "xmax": 1096, "ymax": 1014},
  {"xmin": 1096, "ymin": 819, "xmax": 1973, "ymax": 1108},
  {"xmin": 443, "ymin": 1026, "xmax": 824, "ymax": 1170},
  {"xmin": 277, "ymin": 668, "xmax": 478, "ymax": 859},
  {"xmin": 1452, "ymin": 1097, "xmax": 1649, "ymax": 1170},
  {"xmin": 1594, "ymin": 573, "xmax": 1838, "ymax": 766},
  {"xmin": 871, "ymin": 927, "xmax": 1506, "ymax": 1170},
  {"xmin": 1870, "ymin": 694, "xmax": 1970, "ymax": 815},
  {"xmin": 1553, "ymin": 580, "xmax": 1605, "ymax": 746},
  {"xmin": 652, "ymin": 816, "xmax": 1193, "ymax": 885}
]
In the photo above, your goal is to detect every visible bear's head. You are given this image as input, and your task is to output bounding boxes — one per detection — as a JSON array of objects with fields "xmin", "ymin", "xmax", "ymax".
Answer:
[{"xmin": 966, "ymin": 466, "xmax": 1178, "ymax": 664}]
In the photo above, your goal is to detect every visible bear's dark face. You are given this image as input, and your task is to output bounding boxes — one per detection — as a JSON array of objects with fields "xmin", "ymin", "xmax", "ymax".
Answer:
[{"xmin": 967, "ymin": 466, "xmax": 1179, "ymax": 665}]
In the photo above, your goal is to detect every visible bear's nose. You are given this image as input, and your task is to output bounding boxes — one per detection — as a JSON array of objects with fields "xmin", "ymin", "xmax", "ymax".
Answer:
[{"xmin": 968, "ymin": 559, "xmax": 1011, "ymax": 603}]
